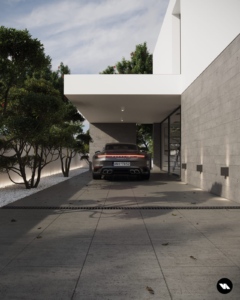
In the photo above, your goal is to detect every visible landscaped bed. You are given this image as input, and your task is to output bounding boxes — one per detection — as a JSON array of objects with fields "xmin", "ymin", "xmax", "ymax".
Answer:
[{"xmin": 0, "ymin": 168, "xmax": 88, "ymax": 208}]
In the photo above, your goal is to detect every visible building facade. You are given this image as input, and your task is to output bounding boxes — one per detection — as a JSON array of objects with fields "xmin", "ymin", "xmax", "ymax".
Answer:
[{"xmin": 65, "ymin": 0, "xmax": 240, "ymax": 203}]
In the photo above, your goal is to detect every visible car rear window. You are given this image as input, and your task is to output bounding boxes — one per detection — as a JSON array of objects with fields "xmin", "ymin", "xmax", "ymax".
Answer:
[{"xmin": 105, "ymin": 144, "xmax": 137, "ymax": 150}]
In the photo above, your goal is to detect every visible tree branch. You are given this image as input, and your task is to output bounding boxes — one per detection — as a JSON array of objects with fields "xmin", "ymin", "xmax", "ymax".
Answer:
[{"xmin": 7, "ymin": 169, "xmax": 24, "ymax": 185}]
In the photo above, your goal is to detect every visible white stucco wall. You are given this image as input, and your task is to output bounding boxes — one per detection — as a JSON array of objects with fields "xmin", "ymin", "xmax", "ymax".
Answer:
[
  {"xmin": 153, "ymin": 0, "xmax": 177, "ymax": 74},
  {"xmin": 64, "ymin": 74, "xmax": 181, "ymax": 95},
  {"xmin": 181, "ymin": 0, "xmax": 240, "ymax": 91},
  {"xmin": 154, "ymin": 0, "xmax": 240, "ymax": 92}
]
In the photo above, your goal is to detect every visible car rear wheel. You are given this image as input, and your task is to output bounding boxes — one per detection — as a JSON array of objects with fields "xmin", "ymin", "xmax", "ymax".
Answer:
[
  {"xmin": 92, "ymin": 173, "xmax": 101, "ymax": 180},
  {"xmin": 142, "ymin": 172, "xmax": 150, "ymax": 180}
]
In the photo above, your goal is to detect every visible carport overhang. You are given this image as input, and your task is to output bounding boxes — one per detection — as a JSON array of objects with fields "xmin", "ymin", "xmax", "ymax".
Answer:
[{"xmin": 64, "ymin": 74, "xmax": 181, "ymax": 123}]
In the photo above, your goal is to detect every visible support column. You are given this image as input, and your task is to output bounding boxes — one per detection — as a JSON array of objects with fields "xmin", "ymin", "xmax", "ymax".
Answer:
[{"xmin": 153, "ymin": 123, "xmax": 161, "ymax": 173}]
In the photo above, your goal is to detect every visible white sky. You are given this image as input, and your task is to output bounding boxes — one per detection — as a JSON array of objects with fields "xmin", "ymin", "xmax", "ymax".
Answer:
[{"xmin": 1, "ymin": 0, "xmax": 169, "ymax": 132}]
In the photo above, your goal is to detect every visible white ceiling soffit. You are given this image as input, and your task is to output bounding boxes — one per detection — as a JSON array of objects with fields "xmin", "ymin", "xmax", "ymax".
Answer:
[
  {"xmin": 64, "ymin": 74, "xmax": 181, "ymax": 123},
  {"xmin": 67, "ymin": 94, "xmax": 181, "ymax": 123}
]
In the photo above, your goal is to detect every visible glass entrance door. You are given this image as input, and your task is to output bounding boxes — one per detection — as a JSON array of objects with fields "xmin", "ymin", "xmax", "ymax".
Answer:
[
  {"xmin": 169, "ymin": 108, "xmax": 181, "ymax": 176},
  {"xmin": 160, "ymin": 107, "xmax": 181, "ymax": 176}
]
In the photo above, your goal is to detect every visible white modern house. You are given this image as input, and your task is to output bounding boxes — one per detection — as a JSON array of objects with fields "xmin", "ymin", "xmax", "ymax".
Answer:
[{"xmin": 65, "ymin": 0, "xmax": 240, "ymax": 203}]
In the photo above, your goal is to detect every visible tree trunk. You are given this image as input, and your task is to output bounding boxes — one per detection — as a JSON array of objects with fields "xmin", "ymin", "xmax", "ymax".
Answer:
[
  {"xmin": 33, "ymin": 146, "xmax": 43, "ymax": 188},
  {"xmin": 16, "ymin": 152, "xmax": 30, "ymax": 189},
  {"xmin": 63, "ymin": 157, "xmax": 68, "ymax": 177},
  {"xmin": 65, "ymin": 154, "xmax": 72, "ymax": 177},
  {"xmin": 30, "ymin": 145, "xmax": 38, "ymax": 188},
  {"xmin": 60, "ymin": 150, "xmax": 67, "ymax": 177},
  {"xmin": 3, "ymin": 86, "xmax": 10, "ymax": 115},
  {"xmin": 64, "ymin": 149, "xmax": 68, "ymax": 176}
]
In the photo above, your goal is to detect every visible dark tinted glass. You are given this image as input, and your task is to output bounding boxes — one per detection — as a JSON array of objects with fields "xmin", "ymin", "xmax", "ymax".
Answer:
[{"xmin": 105, "ymin": 144, "xmax": 137, "ymax": 150}]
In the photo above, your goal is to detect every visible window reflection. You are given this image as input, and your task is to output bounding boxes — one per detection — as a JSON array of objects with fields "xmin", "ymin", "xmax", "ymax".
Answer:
[
  {"xmin": 160, "ymin": 107, "xmax": 181, "ymax": 176},
  {"xmin": 162, "ymin": 118, "xmax": 168, "ymax": 172},
  {"xmin": 170, "ymin": 109, "xmax": 181, "ymax": 176}
]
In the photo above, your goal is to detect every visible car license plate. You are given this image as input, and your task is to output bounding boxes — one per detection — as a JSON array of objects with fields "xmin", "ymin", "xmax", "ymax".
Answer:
[{"xmin": 113, "ymin": 162, "xmax": 130, "ymax": 166}]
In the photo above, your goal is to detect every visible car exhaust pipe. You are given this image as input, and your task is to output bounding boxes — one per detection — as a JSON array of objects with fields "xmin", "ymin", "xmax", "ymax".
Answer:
[
  {"xmin": 135, "ymin": 169, "xmax": 140, "ymax": 174},
  {"xmin": 103, "ymin": 169, "xmax": 108, "ymax": 174},
  {"xmin": 130, "ymin": 169, "xmax": 135, "ymax": 174},
  {"xmin": 107, "ymin": 169, "xmax": 113, "ymax": 174}
]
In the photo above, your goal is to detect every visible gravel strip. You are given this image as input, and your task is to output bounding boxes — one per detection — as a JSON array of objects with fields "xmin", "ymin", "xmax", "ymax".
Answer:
[{"xmin": 0, "ymin": 168, "xmax": 89, "ymax": 208}]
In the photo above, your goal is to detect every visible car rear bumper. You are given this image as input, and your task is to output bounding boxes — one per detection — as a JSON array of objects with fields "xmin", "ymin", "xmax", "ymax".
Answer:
[{"xmin": 93, "ymin": 166, "xmax": 150, "ymax": 175}]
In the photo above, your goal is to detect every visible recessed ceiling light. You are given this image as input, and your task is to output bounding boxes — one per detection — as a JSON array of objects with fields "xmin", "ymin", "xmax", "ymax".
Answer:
[
  {"xmin": 121, "ymin": 106, "xmax": 125, "ymax": 112},
  {"xmin": 121, "ymin": 119, "xmax": 123, "ymax": 122}
]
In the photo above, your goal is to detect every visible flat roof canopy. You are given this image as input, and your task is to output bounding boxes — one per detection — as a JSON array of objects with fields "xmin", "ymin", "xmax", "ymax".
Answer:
[{"xmin": 64, "ymin": 74, "xmax": 181, "ymax": 123}]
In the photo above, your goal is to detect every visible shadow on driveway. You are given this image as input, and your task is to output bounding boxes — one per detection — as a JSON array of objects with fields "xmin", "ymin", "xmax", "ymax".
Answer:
[{"xmin": 1, "ymin": 171, "xmax": 240, "ymax": 299}]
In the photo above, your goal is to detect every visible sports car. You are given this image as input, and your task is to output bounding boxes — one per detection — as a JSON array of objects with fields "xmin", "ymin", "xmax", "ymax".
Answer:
[{"xmin": 92, "ymin": 143, "xmax": 150, "ymax": 180}]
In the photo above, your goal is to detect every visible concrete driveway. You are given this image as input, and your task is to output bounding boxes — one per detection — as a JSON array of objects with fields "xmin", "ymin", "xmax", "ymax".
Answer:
[{"xmin": 0, "ymin": 171, "xmax": 240, "ymax": 300}]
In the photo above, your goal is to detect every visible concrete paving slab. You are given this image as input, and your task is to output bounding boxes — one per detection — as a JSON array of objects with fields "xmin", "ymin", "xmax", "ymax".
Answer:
[
  {"xmin": 53, "ymin": 218, "xmax": 97, "ymax": 229},
  {"xmin": 73, "ymin": 280, "xmax": 172, "ymax": 300},
  {"xmin": 1, "ymin": 171, "xmax": 240, "ymax": 299},
  {"xmin": 6, "ymin": 209, "xmax": 63, "ymax": 220},
  {"xmin": 0, "ymin": 244, "xmax": 27, "ymax": 270},
  {"xmin": 219, "ymin": 248, "xmax": 240, "ymax": 267},
  {"xmin": 162, "ymin": 266, "xmax": 240, "ymax": 300},
  {"xmin": 73, "ymin": 244, "xmax": 171, "ymax": 300},
  {"xmin": 28, "ymin": 235, "xmax": 93, "ymax": 249},
  {"xmin": 209, "ymin": 237, "xmax": 240, "ymax": 248},
  {"xmin": 217, "ymin": 209, "xmax": 240, "ymax": 218},
  {"xmin": 154, "ymin": 246, "xmax": 235, "ymax": 267},
  {"xmin": 0, "ymin": 236, "xmax": 38, "ymax": 248},
  {"xmin": 98, "ymin": 209, "xmax": 142, "ymax": 222},
  {"xmin": 104, "ymin": 201, "xmax": 138, "ymax": 208},
  {"xmin": 40, "ymin": 227, "xmax": 96, "ymax": 240},
  {"xmin": 10, "ymin": 246, "xmax": 88, "ymax": 267},
  {"xmin": 0, "ymin": 266, "xmax": 80, "ymax": 300},
  {"xmin": 56, "ymin": 210, "xmax": 102, "ymax": 220},
  {"xmin": 92, "ymin": 229, "xmax": 150, "ymax": 245},
  {"xmin": 177, "ymin": 210, "xmax": 226, "ymax": 221}
]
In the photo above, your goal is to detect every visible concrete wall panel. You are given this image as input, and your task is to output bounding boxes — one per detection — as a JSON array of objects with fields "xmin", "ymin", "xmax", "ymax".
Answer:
[
  {"xmin": 181, "ymin": 34, "xmax": 240, "ymax": 203},
  {"xmin": 89, "ymin": 123, "xmax": 136, "ymax": 161}
]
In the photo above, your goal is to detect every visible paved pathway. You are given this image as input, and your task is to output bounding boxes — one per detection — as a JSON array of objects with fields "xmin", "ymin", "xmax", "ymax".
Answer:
[{"xmin": 0, "ymin": 171, "xmax": 240, "ymax": 299}]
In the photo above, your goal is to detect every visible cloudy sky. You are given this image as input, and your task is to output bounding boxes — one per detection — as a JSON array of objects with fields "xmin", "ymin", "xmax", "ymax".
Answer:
[{"xmin": 1, "ymin": 0, "xmax": 169, "ymax": 131}]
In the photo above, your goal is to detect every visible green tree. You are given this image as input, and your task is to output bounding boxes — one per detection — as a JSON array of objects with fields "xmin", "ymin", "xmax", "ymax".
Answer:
[
  {"xmin": 0, "ymin": 26, "xmax": 51, "ymax": 114},
  {"xmin": 39, "ymin": 61, "xmax": 92, "ymax": 171},
  {"xmin": 52, "ymin": 104, "xmax": 92, "ymax": 177},
  {"xmin": 80, "ymin": 129, "xmax": 91, "ymax": 164},
  {"xmin": 99, "ymin": 42, "xmax": 152, "ymax": 74},
  {"xmin": 26, "ymin": 61, "xmax": 88, "ymax": 123},
  {"xmin": 136, "ymin": 124, "xmax": 153, "ymax": 156},
  {"xmin": 100, "ymin": 42, "xmax": 153, "ymax": 155},
  {"xmin": 25, "ymin": 60, "xmax": 92, "ymax": 174},
  {"xmin": 0, "ymin": 78, "xmax": 65, "ymax": 189},
  {"xmin": 26, "ymin": 61, "xmax": 71, "ymax": 104}
]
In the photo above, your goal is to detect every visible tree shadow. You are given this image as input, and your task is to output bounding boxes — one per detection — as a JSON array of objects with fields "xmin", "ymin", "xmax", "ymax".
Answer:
[
  {"xmin": 0, "ymin": 168, "xmax": 238, "ymax": 299},
  {"xmin": 0, "ymin": 204, "xmax": 238, "ymax": 299},
  {"xmin": 209, "ymin": 182, "xmax": 223, "ymax": 197}
]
